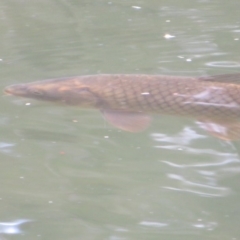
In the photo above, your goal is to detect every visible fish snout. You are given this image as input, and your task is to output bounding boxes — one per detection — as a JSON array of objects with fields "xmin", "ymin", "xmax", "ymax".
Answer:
[{"xmin": 4, "ymin": 84, "xmax": 28, "ymax": 97}]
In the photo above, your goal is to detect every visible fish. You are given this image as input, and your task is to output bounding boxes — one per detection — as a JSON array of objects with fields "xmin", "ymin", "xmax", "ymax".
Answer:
[{"xmin": 4, "ymin": 73, "xmax": 240, "ymax": 140}]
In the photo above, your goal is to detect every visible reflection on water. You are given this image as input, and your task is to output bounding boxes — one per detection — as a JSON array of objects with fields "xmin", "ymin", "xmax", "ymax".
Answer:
[
  {"xmin": 206, "ymin": 61, "xmax": 240, "ymax": 68},
  {"xmin": 164, "ymin": 173, "xmax": 229, "ymax": 197},
  {"xmin": 139, "ymin": 219, "xmax": 217, "ymax": 232},
  {"xmin": 151, "ymin": 126, "xmax": 240, "ymax": 197},
  {"xmin": 0, "ymin": 142, "xmax": 15, "ymax": 154},
  {"xmin": 139, "ymin": 221, "xmax": 168, "ymax": 227},
  {"xmin": 0, "ymin": 219, "xmax": 31, "ymax": 235}
]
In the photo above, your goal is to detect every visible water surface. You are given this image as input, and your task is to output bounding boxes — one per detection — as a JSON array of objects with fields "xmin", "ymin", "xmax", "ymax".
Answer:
[{"xmin": 1, "ymin": 0, "xmax": 240, "ymax": 239}]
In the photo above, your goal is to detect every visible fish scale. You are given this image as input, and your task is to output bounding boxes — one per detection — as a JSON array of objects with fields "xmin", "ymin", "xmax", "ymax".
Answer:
[
  {"xmin": 4, "ymin": 73, "xmax": 240, "ymax": 140},
  {"xmin": 94, "ymin": 75, "xmax": 237, "ymax": 118},
  {"xmin": 99, "ymin": 75, "xmax": 239, "ymax": 118}
]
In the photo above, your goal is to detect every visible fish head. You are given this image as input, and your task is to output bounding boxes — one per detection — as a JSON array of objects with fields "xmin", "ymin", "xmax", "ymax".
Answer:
[{"xmin": 4, "ymin": 77, "xmax": 100, "ymax": 108}]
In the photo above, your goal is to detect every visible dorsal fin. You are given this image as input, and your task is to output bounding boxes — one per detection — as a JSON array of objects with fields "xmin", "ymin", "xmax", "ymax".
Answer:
[{"xmin": 198, "ymin": 73, "xmax": 240, "ymax": 84}]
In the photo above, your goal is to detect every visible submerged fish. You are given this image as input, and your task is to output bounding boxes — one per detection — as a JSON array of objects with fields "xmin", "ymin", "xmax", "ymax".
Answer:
[{"xmin": 4, "ymin": 73, "xmax": 240, "ymax": 140}]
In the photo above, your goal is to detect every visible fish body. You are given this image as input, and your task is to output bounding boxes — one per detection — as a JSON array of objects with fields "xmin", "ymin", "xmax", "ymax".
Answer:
[{"xmin": 5, "ymin": 73, "xmax": 240, "ymax": 140}]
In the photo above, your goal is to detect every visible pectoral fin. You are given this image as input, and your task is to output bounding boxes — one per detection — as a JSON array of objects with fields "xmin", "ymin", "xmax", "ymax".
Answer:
[
  {"xmin": 197, "ymin": 119, "xmax": 240, "ymax": 141},
  {"xmin": 101, "ymin": 109, "xmax": 151, "ymax": 132}
]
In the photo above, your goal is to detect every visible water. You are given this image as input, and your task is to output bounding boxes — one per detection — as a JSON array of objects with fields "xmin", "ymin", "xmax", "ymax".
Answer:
[{"xmin": 1, "ymin": 0, "xmax": 240, "ymax": 239}]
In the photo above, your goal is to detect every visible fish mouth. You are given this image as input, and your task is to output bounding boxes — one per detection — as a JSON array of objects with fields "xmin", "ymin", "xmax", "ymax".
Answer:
[
  {"xmin": 4, "ymin": 84, "xmax": 27, "ymax": 96},
  {"xmin": 4, "ymin": 86, "xmax": 14, "ymax": 95}
]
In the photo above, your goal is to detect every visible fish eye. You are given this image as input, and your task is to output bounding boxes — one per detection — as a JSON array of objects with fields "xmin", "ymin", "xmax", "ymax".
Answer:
[{"xmin": 32, "ymin": 90, "xmax": 43, "ymax": 95}]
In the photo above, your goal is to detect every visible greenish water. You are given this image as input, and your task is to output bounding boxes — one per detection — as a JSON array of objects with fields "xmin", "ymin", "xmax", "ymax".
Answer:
[{"xmin": 0, "ymin": 0, "xmax": 240, "ymax": 239}]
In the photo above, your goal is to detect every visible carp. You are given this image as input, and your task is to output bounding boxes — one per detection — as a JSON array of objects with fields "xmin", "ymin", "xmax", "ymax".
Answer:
[{"xmin": 5, "ymin": 73, "xmax": 240, "ymax": 140}]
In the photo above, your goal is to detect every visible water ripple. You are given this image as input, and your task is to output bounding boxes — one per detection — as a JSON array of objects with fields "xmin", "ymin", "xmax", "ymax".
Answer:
[
  {"xmin": 163, "ymin": 174, "xmax": 230, "ymax": 197},
  {"xmin": 151, "ymin": 126, "xmax": 240, "ymax": 197},
  {"xmin": 0, "ymin": 219, "xmax": 31, "ymax": 235},
  {"xmin": 205, "ymin": 61, "xmax": 240, "ymax": 68}
]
